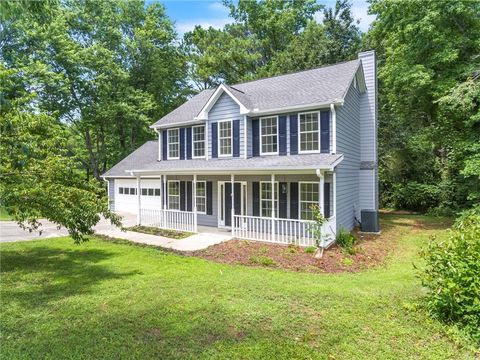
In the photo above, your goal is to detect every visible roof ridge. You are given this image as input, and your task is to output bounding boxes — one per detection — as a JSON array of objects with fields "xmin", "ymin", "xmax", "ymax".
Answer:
[{"xmin": 230, "ymin": 59, "xmax": 359, "ymax": 87}]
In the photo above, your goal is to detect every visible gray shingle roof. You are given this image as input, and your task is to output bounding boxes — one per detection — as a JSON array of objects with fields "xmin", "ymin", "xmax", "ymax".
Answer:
[
  {"xmin": 152, "ymin": 59, "xmax": 360, "ymax": 127},
  {"xmin": 102, "ymin": 141, "xmax": 343, "ymax": 177}
]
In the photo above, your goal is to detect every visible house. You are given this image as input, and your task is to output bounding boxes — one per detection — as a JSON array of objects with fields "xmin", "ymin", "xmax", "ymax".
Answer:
[{"xmin": 102, "ymin": 50, "xmax": 379, "ymax": 247}]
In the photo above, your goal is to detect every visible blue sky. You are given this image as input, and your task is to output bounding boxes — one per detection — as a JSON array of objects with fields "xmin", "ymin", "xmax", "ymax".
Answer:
[{"xmin": 159, "ymin": 0, "xmax": 375, "ymax": 36}]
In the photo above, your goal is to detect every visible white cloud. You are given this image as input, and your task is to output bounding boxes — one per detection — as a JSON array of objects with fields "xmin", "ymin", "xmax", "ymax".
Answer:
[
  {"xmin": 208, "ymin": 2, "xmax": 229, "ymax": 13},
  {"xmin": 176, "ymin": 18, "xmax": 231, "ymax": 36}
]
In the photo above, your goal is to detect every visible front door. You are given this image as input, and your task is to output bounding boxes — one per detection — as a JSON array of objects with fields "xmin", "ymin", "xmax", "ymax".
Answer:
[{"xmin": 218, "ymin": 181, "xmax": 247, "ymax": 227}]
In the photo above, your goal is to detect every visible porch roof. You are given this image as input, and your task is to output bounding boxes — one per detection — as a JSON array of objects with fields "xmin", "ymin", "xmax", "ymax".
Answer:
[{"xmin": 102, "ymin": 141, "xmax": 343, "ymax": 177}]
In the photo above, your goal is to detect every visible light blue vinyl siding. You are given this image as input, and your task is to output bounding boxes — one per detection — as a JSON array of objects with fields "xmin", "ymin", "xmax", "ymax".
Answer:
[
  {"xmin": 335, "ymin": 83, "xmax": 361, "ymax": 231},
  {"xmin": 108, "ymin": 179, "xmax": 115, "ymax": 211},
  {"xmin": 207, "ymin": 93, "xmax": 245, "ymax": 158}
]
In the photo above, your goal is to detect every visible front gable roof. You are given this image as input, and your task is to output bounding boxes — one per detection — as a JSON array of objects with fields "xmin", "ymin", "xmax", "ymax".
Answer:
[{"xmin": 151, "ymin": 59, "xmax": 364, "ymax": 129}]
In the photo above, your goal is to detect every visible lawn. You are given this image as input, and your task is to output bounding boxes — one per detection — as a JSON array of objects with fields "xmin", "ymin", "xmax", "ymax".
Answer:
[{"xmin": 0, "ymin": 214, "xmax": 476, "ymax": 359}]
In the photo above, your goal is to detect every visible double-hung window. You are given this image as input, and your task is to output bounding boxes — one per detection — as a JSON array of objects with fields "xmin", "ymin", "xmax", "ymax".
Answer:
[
  {"xmin": 195, "ymin": 181, "xmax": 206, "ymax": 213},
  {"xmin": 218, "ymin": 120, "xmax": 232, "ymax": 156},
  {"xmin": 260, "ymin": 116, "xmax": 278, "ymax": 154},
  {"xmin": 168, "ymin": 128, "xmax": 180, "ymax": 159},
  {"xmin": 168, "ymin": 181, "xmax": 180, "ymax": 210},
  {"xmin": 299, "ymin": 112, "xmax": 319, "ymax": 153},
  {"xmin": 299, "ymin": 182, "xmax": 319, "ymax": 220},
  {"xmin": 193, "ymin": 125, "xmax": 205, "ymax": 158},
  {"xmin": 260, "ymin": 182, "xmax": 278, "ymax": 218}
]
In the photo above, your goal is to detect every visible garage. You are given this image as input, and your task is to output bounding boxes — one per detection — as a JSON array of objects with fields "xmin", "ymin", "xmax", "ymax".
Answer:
[{"xmin": 113, "ymin": 178, "xmax": 162, "ymax": 214}]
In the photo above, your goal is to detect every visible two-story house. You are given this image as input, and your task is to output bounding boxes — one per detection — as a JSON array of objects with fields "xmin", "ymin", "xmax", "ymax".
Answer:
[{"xmin": 102, "ymin": 50, "xmax": 379, "ymax": 248}]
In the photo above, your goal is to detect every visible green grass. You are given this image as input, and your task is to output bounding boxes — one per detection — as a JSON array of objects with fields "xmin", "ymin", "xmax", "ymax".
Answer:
[
  {"xmin": 125, "ymin": 225, "xmax": 192, "ymax": 239},
  {"xmin": 0, "ymin": 215, "xmax": 476, "ymax": 359},
  {"xmin": 0, "ymin": 205, "xmax": 13, "ymax": 221}
]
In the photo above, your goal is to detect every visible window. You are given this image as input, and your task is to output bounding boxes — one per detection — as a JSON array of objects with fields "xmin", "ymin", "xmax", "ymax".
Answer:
[
  {"xmin": 141, "ymin": 188, "xmax": 161, "ymax": 196},
  {"xmin": 260, "ymin": 182, "xmax": 278, "ymax": 218},
  {"xmin": 141, "ymin": 188, "xmax": 147, "ymax": 196},
  {"xmin": 218, "ymin": 120, "xmax": 232, "ymax": 156},
  {"xmin": 299, "ymin": 182, "xmax": 319, "ymax": 220},
  {"xmin": 168, "ymin": 181, "xmax": 180, "ymax": 210},
  {"xmin": 130, "ymin": 188, "xmax": 137, "ymax": 195},
  {"xmin": 154, "ymin": 189, "xmax": 160, "ymax": 196},
  {"xmin": 168, "ymin": 128, "xmax": 180, "ymax": 159},
  {"xmin": 195, "ymin": 181, "xmax": 206, "ymax": 213},
  {"xmin": 193, "ymin": 125, "xmax": 205, "ymax": 158},
  {"xmin": 119, "ymin": 187, "xmax": 124, "ymax": 194},
  {"xmin": 260, "ymin": 116, "xmax": 278, "ymax": 154},
  {"xmin": 299, "ymin": 112, "xmax": 319, "ymax": 153}
]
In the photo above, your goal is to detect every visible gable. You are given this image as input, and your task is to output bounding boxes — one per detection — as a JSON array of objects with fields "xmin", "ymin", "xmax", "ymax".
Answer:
[{"xmin": 208, "ymin": 93, "xmax": 241, "ymax": 121}]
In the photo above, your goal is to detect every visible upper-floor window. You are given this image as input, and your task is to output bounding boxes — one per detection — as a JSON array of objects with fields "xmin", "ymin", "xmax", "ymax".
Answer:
[
  {"xmin": 260, "ymin": 116, "xmax": 278, "ymax": 155},
  {"xmin": 193, "ymin": 125, "xmax": 205, "ymax": 158},
  {"xmin": 195, "ymin": 181, "xmax": 206, "ymax": 213},
  {"xmin": 218, "ymin": 120, "xmax": 232, "ymax": 157},
  {"xmin": 168, "ymin": 181, "xmax": 180, "ymax": 210},
  {"xmin": 299, "ymin": 182, "xmax": 318, "ymax": 220},
  {"xmin": 299, "ymin": 112, "xmax": 319, "ymax": 153},
  {"xmin": 168, "ymin": 128, "xmax": 180, "ymax": 159},
  {"xmin": 260, "ymin": 182, "xmax": 278, "ymax": 217}
]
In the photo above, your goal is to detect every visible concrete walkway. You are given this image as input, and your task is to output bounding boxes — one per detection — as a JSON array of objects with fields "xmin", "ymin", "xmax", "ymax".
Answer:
[{"xmin": 1, "ymin": 213, "xmax": 233, "ymax": 251}]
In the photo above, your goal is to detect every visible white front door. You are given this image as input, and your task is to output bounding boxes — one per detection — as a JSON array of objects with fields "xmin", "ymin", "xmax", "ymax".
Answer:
[{"xmin": 218, "ymin": 181, "xmax": 247, "ymax": 227}]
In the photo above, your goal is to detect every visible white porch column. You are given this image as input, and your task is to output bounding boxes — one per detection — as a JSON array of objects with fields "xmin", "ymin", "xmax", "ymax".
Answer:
[
  {"xmin": 230, "ymin": 174, "xmax": 235, "ymax": 231},
  {"xmin": 333, "ymin": 171, "xmax": 337, "ymax": 217},
  {"xmin": 193, "ymin": 174, "xmax": 198, "ymax": 232},
  {"xmin": 330, "ymin": 103, "xmax": 337, "ymax": 154},
  {"xmin": 136, "ymin": 175, "xmax": 141, "ymax": 225},
  {"xmin": 271, "ymin": 173, "xmax": 276, "ymax": 242},
  {"xmin": 162, "ymin": 175, "xmax": 167, "ymax": 228},
  {"xmin": 319, "ymin": 171, "xmax": 325, "ymax": 217},
  {"xmin": 159, "ymin": 175, "xmax": 163, "ymax": 210}
]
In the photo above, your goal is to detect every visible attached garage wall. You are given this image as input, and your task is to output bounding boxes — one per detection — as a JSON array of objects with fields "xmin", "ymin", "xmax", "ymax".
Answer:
[{"xmin": 114, "ymin": 178, "xmax": 163, "ymax": 214}]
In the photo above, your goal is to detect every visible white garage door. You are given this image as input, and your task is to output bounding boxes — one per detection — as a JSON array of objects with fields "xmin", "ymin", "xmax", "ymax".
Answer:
[{"xmin": 114, "ymin": 179, "xmax": 163, "ymax": 214}]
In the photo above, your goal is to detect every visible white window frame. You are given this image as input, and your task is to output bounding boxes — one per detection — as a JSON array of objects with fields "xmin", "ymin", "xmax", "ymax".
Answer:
[
  {"xmin": 259, "ymin": 181, "xmax": 279, "ymax": 218},
  {"xmin": 217, "ymin": 120, "xmax": 232, "ymax": 157},
  {"xmin": 260, "ymin": 115, "xmax": 279, "ymax": 155},
  {"xmin": 195, "ymin": 181, "xmax": 207, "ymax": 214},
  {"xmin": 298, "ymin": 111, "xmax": 320, "ymax": 154},
  {"xmin": 299, "ymin": 181, "xmax": 319, "ymax": 220},
  {"xmin": 192, "ymin": 125, "xmax": 206, "ymax": 159},
  {"xmin": 167, "ymin": 180, "xmax": 180, "ymax": 211},
  {"xmin": 167, "ymin": 128, "xmax": 180, "ymax": 160}
]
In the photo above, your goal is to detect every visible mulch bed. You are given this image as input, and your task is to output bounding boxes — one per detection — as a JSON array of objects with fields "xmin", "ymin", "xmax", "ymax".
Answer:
[{"xmin": 191, "ymin": 227, "xmax": 392, "ymax": 274}]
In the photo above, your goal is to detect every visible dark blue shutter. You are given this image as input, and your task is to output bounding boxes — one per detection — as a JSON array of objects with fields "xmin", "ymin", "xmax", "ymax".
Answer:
[
  {"xmin": 233, "ymin": 119, "xmax": 240, "ymax": 157},
  {"xmin": 252, "ymin": 118, "xmax": 260, "ymax": 157},
  {"xmin": 165, "ymin": 181, "xmax": 169, "ymax": 208},
  {"xmin": 187, "ymin": 181, "xmax": 193, "ymax": 211},
  {"xmin": 186, "ymin": 127, "xmax": 192, "ymax": 159},
  {"xmin": 211, "ymin": 123, "xmax": 218, "ymax": 158},
  {"xmin": 321, "ymin": 111, "xmax": 330, "ymax": 153},
  {"xmin": 290, "ymin": 182, "xmax": 298, "ymax": 219},
  {"xmin": 206, "ymin": 181, "xmax": 213, "ymax": 215},
  {"xmin": 162, "ymin": 130, "xmax": 168, "ymax": 160},
  {"xmin": 225, "ymin": 182, "xmax": 232, "ymax": 226},
  {"xmin": 324, "ymin": 182, "xmax": 331, "ymax": 218},
  {"xmin": 180, "ymin": 128, "xmax": 185, "ymax": 160},
  {"xmin": 234, "ymin": 182, "xmax": 241, "ymax": 215},
  {"xmin": 252, "ymin": 182, "xmax": 260, "ymax": 216},
  {"xmin": 290, "ymin": 114, "xmax": 298, "ymax": 155},
  {"xmin": 279, "ymin": 116, "xmax": 287, "ymax": 155},
  {"xmin": 180, "ymin": 181, "xmax": 186, "ymax": 211},
  {"xmin": 279, "ymin": 182, "xmax": 288, "ymax": 218}
]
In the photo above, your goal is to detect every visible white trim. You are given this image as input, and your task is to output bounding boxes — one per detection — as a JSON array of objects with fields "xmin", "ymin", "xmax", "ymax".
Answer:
[
  {"xmin": 330, "ymin": 104, "xmax": 336, "ymax": 154},
  {"xmin": 298, "ymin": 181, "xmax": 320, "ymax": 220},
  {"xmin": 154, "ymin": 129, "xmax": 162, "ymax": 161},
  {"xmin": 247, "ymin": 101, "xmax": 343, "ymax": 118},
  {"xmin": 205, "ymin": 122, "xmax": 210, "ymax": 160},
  {"xmin": 192, "ymin": 124, "xmax": 206, "ymax": 159},
  {"xmin": 298, "ymin": 111, "xmax": 321, "ymax": 154},
  {"xmin": 217, "ymin": 119, "xmax": 233, "ymax": 157},
  {"xmin": 217, "ymin": 180, "xmax": 248, "ymax": 228},
  {"xmin": 195, "ymin": 180, "xmax": 207, "ymax": 214},
  {"xmin": 243, "ymin": 115, "xmax": 247, "ymax": 159},
  {"xmin": 259, "ymin": 181, "xmax": 279, "ymax": 218},
  {"xmin": 167, "ymin": 128, "xmax": 180, "ymax": 160},
  {"xmin": 167, "ymin": 180, "xmax": 181, "ymax": 211},
  {"xmin": 259, "ymin": 115, "xmax": 279, "ymax": 156},
  {"xmin": 150, "ymin": 120, "xmax": 205, "ymax": 130},
  {"xmin": 196, "ymin": 84, "xmax": 249, "ymax": 120}
]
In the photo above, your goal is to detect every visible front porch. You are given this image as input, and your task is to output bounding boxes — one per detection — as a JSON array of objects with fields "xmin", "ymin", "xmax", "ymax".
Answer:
[{"xmin": 125, "ymin": 171, "xmax": 337, "ymax": 248}]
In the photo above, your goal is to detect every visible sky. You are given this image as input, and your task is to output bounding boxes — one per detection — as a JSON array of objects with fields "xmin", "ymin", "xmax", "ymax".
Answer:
[{"xmin": 159, "ymin": 0, "xmax": 376, "ymax": 36}]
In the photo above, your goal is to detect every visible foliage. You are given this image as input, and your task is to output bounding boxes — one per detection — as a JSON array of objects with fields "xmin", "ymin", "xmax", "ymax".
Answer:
[
  {"xmin": 1, "ymin": 216, "xmax": 476, "ymax": 358},
  {"xmin": 308, "ymin": 204, "xmax": 327, "ymax": 248},
  {"xmin": 335, "ymin": 227, "xmax": 357, "ymax": 254},
  {"xmin": 419, "ymin": 209, "xmax": 480, "ymax": 343},
  {"xmin": 125, "ymin": 225, "xmax": 192, "ymax": 239},
  {"xmin": 367, "ymin": 0, "xmax": 480, "ymax": 212},
  {"xmin": 304, "ymin": 246, "xmax": 317, "ymax": 254},
  {"xmin": 388, "ymin": 182, "xmax": 441, "ymax": 212},
  {"xmin": 249, "ymin": 255, "xmax": 276, "ymax": 267}
]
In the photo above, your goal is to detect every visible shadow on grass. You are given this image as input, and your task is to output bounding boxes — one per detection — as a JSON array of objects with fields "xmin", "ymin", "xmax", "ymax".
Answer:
[{"xmin": 1, "ymin": 246, "xmax": 140, "ymax": 307}]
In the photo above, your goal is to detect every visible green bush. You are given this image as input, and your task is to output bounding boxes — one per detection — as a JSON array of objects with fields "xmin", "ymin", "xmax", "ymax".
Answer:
[
  {"xmin": 304, "ymin": 246, "xmax": 316, "ymax": 254},
  {"xmin": 419, "ymin": 209, "xmax": 480, "ymax": 343},
  {"xmin": 249, "ymin": 255, "xmax": 276, "ymax": 267},
  {"xmin": 336, "ymin": 227, "xmax": 356, "ymax": 254},
  {"xmin": 391, "ymin": 182, "xmax": 441, "ymax": 212}
]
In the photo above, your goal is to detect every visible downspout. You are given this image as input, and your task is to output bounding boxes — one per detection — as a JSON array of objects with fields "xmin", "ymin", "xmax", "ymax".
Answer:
[{"xmin": 154, "ymin": 129, "xmax": 162, "ymax": 161}]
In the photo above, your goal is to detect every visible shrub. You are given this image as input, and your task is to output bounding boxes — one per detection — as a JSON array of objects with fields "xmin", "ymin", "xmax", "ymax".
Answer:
[
  {"xmin": 390, "ymin": 182, "xmax": 441, "ymax": 212},
  {"xmin": 336, "ymin": 227, "xmax": 356, "ymax": 254},
  {"xmin": 419, "ymin": 209, "xmax": 480, "ymax": 343},
  {"xmin": 249, "ymin": 255, "xmax": 276, "ymax": 267},
  {"xmin": 304, "ymin": 246, "xmax": 316, "ymax": 254}
]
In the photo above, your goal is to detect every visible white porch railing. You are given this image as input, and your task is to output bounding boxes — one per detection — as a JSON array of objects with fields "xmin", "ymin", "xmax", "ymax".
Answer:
[
  {"xmin": 233, "ymin": 215, "xmax": 336, "ymax": 247},
  {"xmin": 140, "ymin": 208, "xmax": 195, "ymax": 233}
]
